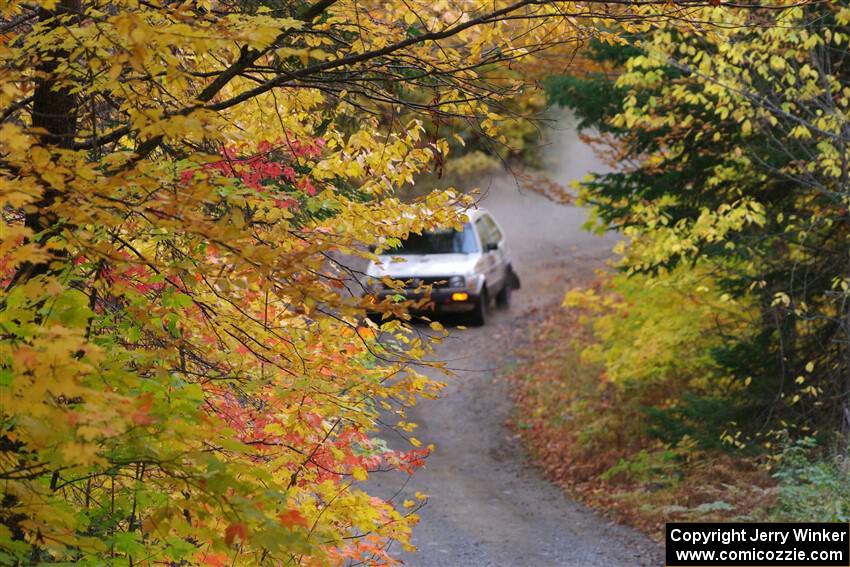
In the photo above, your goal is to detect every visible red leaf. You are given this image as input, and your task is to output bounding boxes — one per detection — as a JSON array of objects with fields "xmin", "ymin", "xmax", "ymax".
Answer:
[
  {"xmin": 278, "ymin": 509, "xmax": 308, "ymax": 528},
  {"xmin": 224, "ymin": 522, "xmax": 248, "ymax": 546}
]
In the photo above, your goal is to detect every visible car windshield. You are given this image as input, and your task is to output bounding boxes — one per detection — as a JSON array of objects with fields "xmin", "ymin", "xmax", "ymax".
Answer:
[{"xmin": 391, "ymin": 224, "xmax": 479, "ymax": 255}]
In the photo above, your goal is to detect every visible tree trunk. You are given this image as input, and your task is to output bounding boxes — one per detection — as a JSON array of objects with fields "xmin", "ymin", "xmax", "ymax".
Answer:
[{"xmin": 17, "ymin": 0, "xmax": 81, "ymax": 284}]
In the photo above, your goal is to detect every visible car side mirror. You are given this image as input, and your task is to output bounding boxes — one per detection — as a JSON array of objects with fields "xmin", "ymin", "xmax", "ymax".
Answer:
[{"xmin": 485, "ymin": 242, "xmax": 499, "ymax": 252}]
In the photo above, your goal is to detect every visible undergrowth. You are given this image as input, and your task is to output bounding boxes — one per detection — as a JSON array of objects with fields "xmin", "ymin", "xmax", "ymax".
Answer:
[
  {"xmin": 509, "ymin": 306, "xmax": 777, "ymax": 540},
  {"xmin": 772, "ymin": 438, "xmax": 850, "ymax": 522},
  {"xmin": 511, "ymin": 304, "xmax": 850, "ymax": 539}
]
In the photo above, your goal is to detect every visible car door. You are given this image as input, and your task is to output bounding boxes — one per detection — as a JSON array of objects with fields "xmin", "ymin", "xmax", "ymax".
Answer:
[
  {"xmin": 483, "ymin": 213, "xmax": 510, "ymax": 290},
  {"xmin": 475, "ymin": 214, "xmax": 505, "ymax": 292}
]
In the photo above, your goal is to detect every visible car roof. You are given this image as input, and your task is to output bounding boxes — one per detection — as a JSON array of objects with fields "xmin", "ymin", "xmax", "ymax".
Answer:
[
  {"xmin": 383, "ymin": 206, "xmax": 490, "ymax": 228},
  {"xmin": 465, "ymin": 207, "xmax": 490, "ymax": 222}
]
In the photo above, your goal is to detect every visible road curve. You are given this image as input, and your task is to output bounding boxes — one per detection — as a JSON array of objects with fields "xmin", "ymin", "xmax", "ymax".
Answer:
[{"xmin": 371, "ymin": 120, "xmax": 663, "ymax": 567}]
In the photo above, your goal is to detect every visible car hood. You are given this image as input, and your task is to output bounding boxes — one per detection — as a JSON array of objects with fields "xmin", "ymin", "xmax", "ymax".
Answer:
[{"xmin": 367, "ymin": 253, "xmax": 481, "ymax": 278}]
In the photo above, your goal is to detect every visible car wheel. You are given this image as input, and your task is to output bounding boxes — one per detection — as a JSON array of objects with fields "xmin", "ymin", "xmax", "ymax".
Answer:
[
  {"xmin": 469, "ymin": 288, "xmax": 488, "ymax": 327},
  {"xmin": 495, "ymin": 278, "xmax": 511, "ymax": 309},
  {"xmin": 366, "ymin": 312, "xmax": 382, "ymax": 324}
]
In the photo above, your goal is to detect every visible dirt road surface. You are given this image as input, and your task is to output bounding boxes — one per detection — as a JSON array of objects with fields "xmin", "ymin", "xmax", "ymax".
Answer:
[{"xmin": 371, "ymin": 121, "xmax": 662, "ymax": 566}]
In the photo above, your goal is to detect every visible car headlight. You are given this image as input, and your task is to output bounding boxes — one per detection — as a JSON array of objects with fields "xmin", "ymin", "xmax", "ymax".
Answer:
[{"xmin": 449, "ymin": 275, "xmax": 465, "ymax": 288}]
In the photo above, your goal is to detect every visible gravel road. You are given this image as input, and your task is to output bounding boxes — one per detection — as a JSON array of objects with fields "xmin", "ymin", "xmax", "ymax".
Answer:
[{"xmin": 371, "ymin": 120, "xmax": 663, "ymax": 567}]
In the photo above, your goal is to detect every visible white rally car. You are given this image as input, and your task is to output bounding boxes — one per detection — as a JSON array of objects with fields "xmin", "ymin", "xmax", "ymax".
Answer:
[{"xmin": 364, "ymin": 209, "xmax": 520, "ymax": 326}]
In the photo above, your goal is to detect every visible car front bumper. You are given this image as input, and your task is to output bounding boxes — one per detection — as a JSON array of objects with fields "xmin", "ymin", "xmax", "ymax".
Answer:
[{"xmin": 371, "ymin": 289, "xmax": 479, "ymax": 313}]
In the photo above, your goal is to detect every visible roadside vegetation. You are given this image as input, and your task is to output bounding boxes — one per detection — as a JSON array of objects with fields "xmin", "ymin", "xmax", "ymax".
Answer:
[{"xmin": 512, "ymin": 1, "xmax": 850, "ymax": 538}]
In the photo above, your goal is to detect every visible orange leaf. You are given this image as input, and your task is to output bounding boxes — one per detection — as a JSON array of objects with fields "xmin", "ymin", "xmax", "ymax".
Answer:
[
  {"xmin": 197, "ymin": 551, "xmax": 230, "ymax": 566},
  {"xmin": 131, "ymin": 393, "xmax": 155, "ymax": 426}
]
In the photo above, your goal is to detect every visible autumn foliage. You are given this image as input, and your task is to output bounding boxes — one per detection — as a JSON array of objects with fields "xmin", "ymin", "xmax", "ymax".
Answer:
[{"xmin": 2, "ymin": 116, "xmax": 460, "ymax": 562}]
